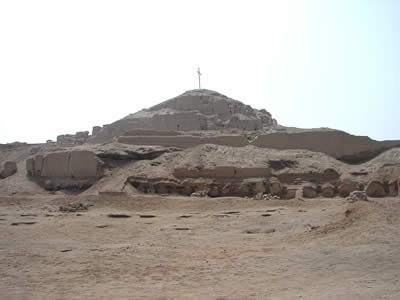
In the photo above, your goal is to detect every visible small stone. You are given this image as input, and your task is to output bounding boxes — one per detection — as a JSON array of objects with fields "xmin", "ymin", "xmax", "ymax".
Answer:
[
  {"xmin": 191, "ymin": 190, "xmax": 208, "ymax": 198},
  {"xmin": 253, "ymin": 192, "xmax": 264, "ymax": 200},
  {"xmin": 347, "ymin": 191, "xmax": 368, "ymax": 202}
]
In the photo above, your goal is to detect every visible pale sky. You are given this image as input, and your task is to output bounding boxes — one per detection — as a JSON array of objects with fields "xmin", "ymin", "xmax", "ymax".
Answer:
[{"xmin": 0, "ymin": 0, "xmax": 399, "ymax": 143}]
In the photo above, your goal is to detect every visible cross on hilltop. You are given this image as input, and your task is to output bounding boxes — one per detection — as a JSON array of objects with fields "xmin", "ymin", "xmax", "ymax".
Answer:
[{"xmin": 197, "ymin": 67, "xmax": 202, "ymax": 89}]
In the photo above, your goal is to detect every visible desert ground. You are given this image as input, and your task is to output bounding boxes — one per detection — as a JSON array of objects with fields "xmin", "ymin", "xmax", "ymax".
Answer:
[
  {"xmin": 1, "ymin": 194, "xmax": 399, "ymax": 299},
  {"xmin": 1, "ymin": 89, "xmax": 400, "ymax": 299}
]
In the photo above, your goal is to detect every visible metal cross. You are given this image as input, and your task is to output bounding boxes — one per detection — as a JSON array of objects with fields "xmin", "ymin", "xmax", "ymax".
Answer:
[{"xmin": 197, "ymin": 67, "xmax": 202, "ymax": 89}]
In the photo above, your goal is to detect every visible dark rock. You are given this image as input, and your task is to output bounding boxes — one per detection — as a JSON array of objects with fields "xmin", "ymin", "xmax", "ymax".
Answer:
[
  {"xmin": 366, "ymin": 181, "xmax": 385, "ymax": 197},
  {"xmin": 338, "ymin": 179, "xmax": 358, "ymax": 197},
  {"xmin": 0, "ymin": 161, "xmax": 17, "ymax": 179},
  {"xmin": 107, "ymin": 213, "xmax": 131, "ymax": 218},
  {"xmin": 321, "ymin": 183, "xmax": 335, "ymax": 198},
  {"xmin": 302, "ymin": 183, "xmax": 317, "ymax": 198}
]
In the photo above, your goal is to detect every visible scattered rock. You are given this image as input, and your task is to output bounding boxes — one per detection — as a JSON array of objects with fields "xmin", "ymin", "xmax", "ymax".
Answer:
[
  {"xmin": 191, "ymin": 190, "xmax": 208, "ymax": 198},
  {"xmin": 59, "ymin": 202, "xmax": 90, "ymax": 213},
  {"xmin": 347, "ymin": 191, "xmax": 368, "ymax": 202},
  {"xmin": 366, "ymin": 181, "xmax": 385, "ymax": 197},
  {"xmin": 252, "ymin": 193, "xmax": 280, "ymax": 200},
  {"xmin": 253, "ymin": 192, "xmax": 264, "ymax": 200}
]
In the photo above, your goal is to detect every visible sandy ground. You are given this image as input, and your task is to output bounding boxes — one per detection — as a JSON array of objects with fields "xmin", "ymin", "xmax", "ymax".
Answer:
[{"xmin": 1, "ymin": 194, "xmax": 400, "ymax": 300}]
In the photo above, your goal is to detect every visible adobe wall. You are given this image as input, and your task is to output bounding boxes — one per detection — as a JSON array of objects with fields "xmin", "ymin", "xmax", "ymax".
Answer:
[
  {"xmin": 173, "ymin": 167, "xmax": 271, "ymax": 179},
  {"xmin": 57, "ymin": 131, "xmax": 89, "ymax": 145},
  {"xmin": 26, "ymin": 150, "xmax": 103, "ymax": 190},
  {"xmin": 116, "ymin": 130, "xmax": 400, "ymax": 163},
  {"xmin": 27, "ymin": 150, "xmax": 100, "ymax": 178},
  {"xmin": 123, "ymin": 129, "xmax": 182, "ymax": 136},
  {"xmin": 252, "ymin": 131, "xmax": 400, "ymax": 163},
  {"xmin": 117, "ymin": 135, "xmax": 249, "ymax": 148},
  {"xmin": 89, "ymin": 112, "xmax": 207, "ymax": 143}
]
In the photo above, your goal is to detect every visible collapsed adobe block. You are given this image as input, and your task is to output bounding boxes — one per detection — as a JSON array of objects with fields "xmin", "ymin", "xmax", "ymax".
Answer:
[
  {"xmin": 366, "ymin": 180, "xmax": 385, "ymax": 197},
  {"xmin": 322, "ymin": 183, "xmax": 336, "ymax": 198},
  {"xmin": 26, "ymin": 150, "xmax": 103, "ymax": 190},
  {"xmin": 0, "ymin": 161, "xmax": 17, "ymax": 179},
  {"xmin": 338, "ymin": 179, "xmax": 358, "ymax": 197},
  {"xmin": 302, "ymin": 183, "xmax": 317, "ymax": 198}
]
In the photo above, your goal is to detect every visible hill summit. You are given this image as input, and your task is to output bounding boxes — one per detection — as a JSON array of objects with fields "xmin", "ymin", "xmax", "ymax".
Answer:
[{"xmin": 91, "ymin": 89, "xmax": 277, "ymax": 142}]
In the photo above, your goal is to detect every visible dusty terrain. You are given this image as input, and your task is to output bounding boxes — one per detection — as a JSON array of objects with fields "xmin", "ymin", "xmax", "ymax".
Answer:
[
  {"xmin": 1, "ymin": 89, "xmax": 400, "ymax": 299},
  {"xmin": 1, "ymin": 194, "xmax": 400, "ymax": 299}
]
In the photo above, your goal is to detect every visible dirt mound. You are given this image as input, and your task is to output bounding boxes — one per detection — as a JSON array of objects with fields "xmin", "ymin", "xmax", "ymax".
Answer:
[{"xmin": 300, "ymin": 200, "xmax": 389, "ymax": 246}]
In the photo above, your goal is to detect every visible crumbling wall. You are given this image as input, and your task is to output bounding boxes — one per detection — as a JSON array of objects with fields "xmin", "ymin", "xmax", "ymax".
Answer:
[
  {"xmin": 117, "ymin": 135, "xmax": 249, "ymax": 148},
  {"xmin": 252, "ymin": 131, "xmax": 400, "ymax": 163},
  {"xmin": 123, "ymin": 129, "xmax": 182, "ymax": 136},
  {"xmin": 173, "ymin": 167, "xmax": 271, "ymax": 178},
  {"xmin": 26, "ymin": 150, "xmax": 103, "ymax": 190},
  {"xmin": 115, "ymin": 130, "xmax": 400, "ymax": 163},
  {"xmin": 128, "ymin": 173, "xmax": 398, "ymax": 199},
  {"xmin": 57, "ymin": 131, "xmax": 90, "ymax": 145}
]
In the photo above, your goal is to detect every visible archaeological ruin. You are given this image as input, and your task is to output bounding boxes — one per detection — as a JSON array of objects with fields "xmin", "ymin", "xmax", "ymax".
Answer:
[{"xmin": 0, "ymin": 89, "xmax": 399, "ymax": 200}]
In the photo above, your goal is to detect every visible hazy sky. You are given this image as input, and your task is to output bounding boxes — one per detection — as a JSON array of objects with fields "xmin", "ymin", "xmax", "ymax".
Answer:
[{"xmin": 1, "ymin": 0, "xmax": 399, "ymax": 143}]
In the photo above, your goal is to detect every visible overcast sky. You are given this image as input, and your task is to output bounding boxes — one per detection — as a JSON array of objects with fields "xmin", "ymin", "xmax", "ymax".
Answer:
[{"xmin": 1, "ymin": 0, "xmax": 399, "ymax": 143}]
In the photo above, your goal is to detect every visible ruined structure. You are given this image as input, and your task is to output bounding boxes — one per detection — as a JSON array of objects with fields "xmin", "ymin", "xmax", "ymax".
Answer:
[
  {"xmin": 57, "ymin": 131, "xmax": 90, "ymax": 145},
  {"xmin": 85, "ymin": 89, "xmax": 400, "ymax": 163},
  {"xmin": 0, "ymin": 89, "xmax": 398, "ymax": 199},
  {"xmin": 26, "ymin": 150, "xmax": 103, "ymax": 190},
  {"xmin": 89, "ymin": 89, "xmax": 277, "ymax": 143}
]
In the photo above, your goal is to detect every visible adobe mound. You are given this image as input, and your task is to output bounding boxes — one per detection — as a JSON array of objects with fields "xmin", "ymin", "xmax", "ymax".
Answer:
[{"xmin": 90, "ymin": 89, "xmax": 277, "ymax": 143}]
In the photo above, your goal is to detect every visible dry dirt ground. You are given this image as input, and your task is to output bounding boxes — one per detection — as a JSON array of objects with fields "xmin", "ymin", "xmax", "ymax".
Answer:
[{"xmin": 1, "ymin": 194, "xmax": 400, "ymax": 299}]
